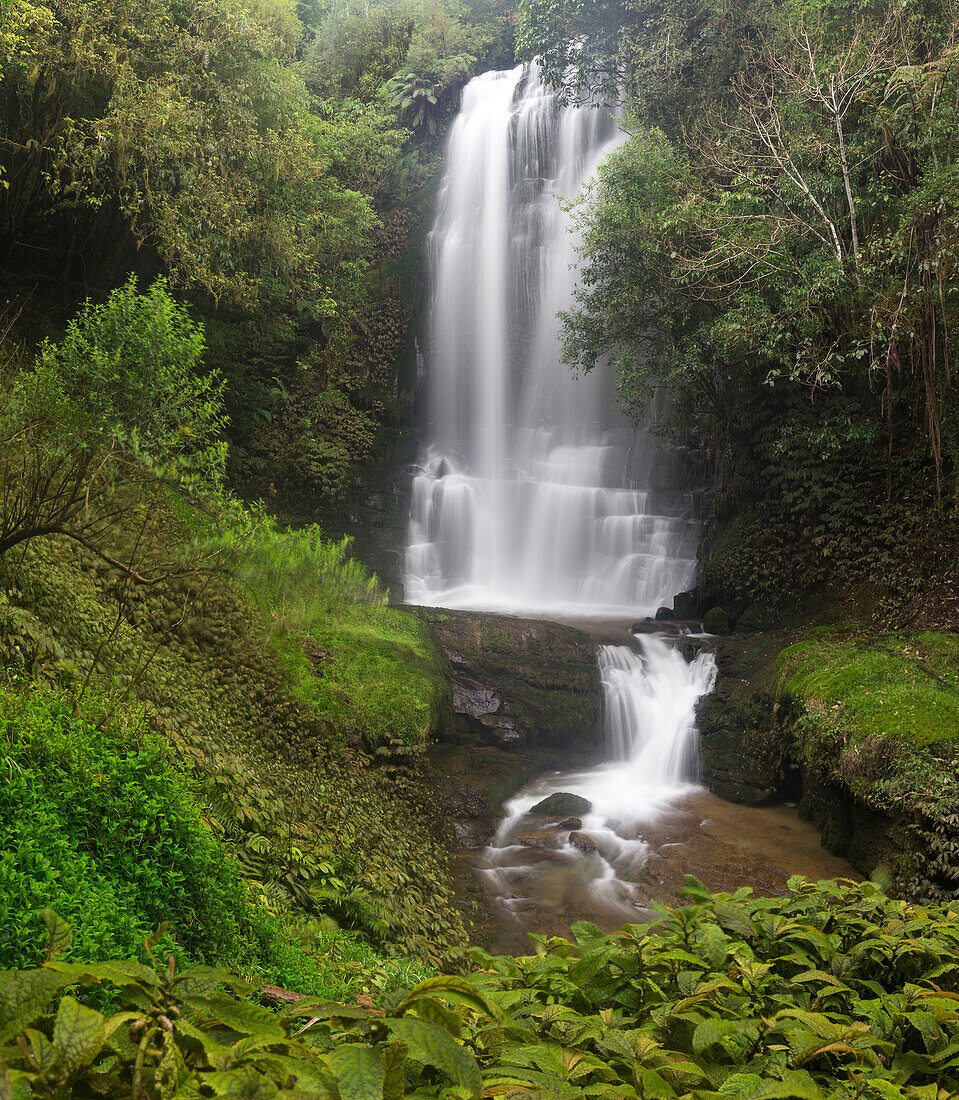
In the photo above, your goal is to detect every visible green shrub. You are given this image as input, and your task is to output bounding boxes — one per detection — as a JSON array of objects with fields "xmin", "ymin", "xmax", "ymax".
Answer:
[
  {"xmin": 703, "ymin": 605, "xmax": 730, "ymax": 635},
  {"xmin": 0, "ymin": 683, "xmax": 256, "ymax": 968},
  {"xmin": 29, "ymin": 275, "xmax": 226, "ymax": 491},
  {"xmin": 465, "ymin": 877, "xmax": 959, "ymax": 1097},
  {"xmin": 0, "ymin": 276, "xmax": 226, "ymax": 570}
]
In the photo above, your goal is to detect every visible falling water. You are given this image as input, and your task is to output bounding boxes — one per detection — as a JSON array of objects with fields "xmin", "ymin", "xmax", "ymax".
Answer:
[
  {"xmin": 476, "ymin": 634, "xmax": 717, "ymax": 932},
  {"xmin": 404, "ymin": 65, "xmax": 701, "ymax": 617},
  {"xmin": 405, "ymin": 65, "xmax": 719, "ymax": 937}
]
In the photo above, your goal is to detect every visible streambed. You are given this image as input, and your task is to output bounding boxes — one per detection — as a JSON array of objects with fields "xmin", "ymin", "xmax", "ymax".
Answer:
[{"xmin": 462, "ymin": 630, "xmax": 857, "ymax": 954}]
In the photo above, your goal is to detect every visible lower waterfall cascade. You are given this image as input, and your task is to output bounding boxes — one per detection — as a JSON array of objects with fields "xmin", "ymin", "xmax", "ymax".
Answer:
[{"xmin": 476, "ymin": 634, "xmax": 718, "ymax": 930}]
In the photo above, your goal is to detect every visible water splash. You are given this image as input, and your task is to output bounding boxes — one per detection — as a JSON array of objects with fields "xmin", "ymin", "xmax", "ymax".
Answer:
[
  {"xmin": 477, "ymin": 635, "xmax": 718, "ymax": 930},
  {"xmin": 404, "ymin": 66, "xmax": 700, "ymax": 616}
]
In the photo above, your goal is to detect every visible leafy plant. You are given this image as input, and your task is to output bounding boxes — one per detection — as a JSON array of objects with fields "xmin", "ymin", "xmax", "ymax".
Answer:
[
  {"xmin": 0, "ymin": 681, "xmax": 259, "ymax": 969},
  {"xmin": 0, "ymin": 277, "xmax": 226, "ymax": 577},
  {"xmin": 3, "ymin": 880, "xmax": 959, "ymax": 1097},
  {"xmin": 0, "ymin": 927, "xmax": 492, "ymax": 1099}
]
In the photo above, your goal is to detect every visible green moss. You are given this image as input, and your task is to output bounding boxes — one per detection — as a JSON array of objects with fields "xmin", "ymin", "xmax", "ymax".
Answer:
[
  {"xmin": 273, "ymin": 602, "xmax": 448, "ymax": 750},
  {"xmin": 775, "ymin": 631, "xmax": 959, "ymax": 748}
]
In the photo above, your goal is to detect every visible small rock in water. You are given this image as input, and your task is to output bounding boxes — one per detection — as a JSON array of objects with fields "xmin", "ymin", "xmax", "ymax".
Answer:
[
  {"xmin": 556, "ymin": 816, "xmax": 583, "ymax": 830},
  {"xmin": 527, "ymin": 792, "xmax": 592, "ymax": 817},
  {"xmin": 654, "ymin": 605, "xmax": 673, "ymax": 622},
  {"xmin": 514, "ymin": 830, "xmax": 562, "ymax": 851},
  {"xmin": 568, "ymin": 832, "xmax": 598, "ymax": 853}
]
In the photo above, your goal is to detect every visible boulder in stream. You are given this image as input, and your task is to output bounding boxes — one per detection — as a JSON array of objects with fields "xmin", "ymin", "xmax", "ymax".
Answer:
[
  {"xmin": 568, "ymin": 831, "xmax": 598, "ymax": 853},
  {"xmin": 527, "ymin": 792, "xmax": 592, "ymax": 818}
]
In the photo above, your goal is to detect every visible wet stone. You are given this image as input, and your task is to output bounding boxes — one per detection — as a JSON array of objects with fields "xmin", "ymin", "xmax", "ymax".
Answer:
[
  {"xmin": 527, "ymin": 792, "xmax": 592, "ymax": 818},
  {"xmin": 514, "ymin": 829, "xmax": 563, "ymax": 851},
  {"xmin": 568, "ymin": 832, "xmax": 598, "ymax": 853}
]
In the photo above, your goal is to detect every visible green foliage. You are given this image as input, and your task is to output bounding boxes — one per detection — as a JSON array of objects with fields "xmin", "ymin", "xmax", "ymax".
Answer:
[
  {"xmin": 0, "ymin": 0, "xmax": 381, "ymax": 312},
  {"xmin": 30, "ymin": 276, "xmax": 226, "ymax": 492},
  {"xmin": 216, "ymin": 516, "xmax": 449, "ymax": 752},
  {"xmin": 465, "ymin": 877, "xmax": 959, "ymax": 1097},
  {"xmin": 0, "ymin": 945, "xmax": 486, "ymax": 1098},
  {"xmin": 772, "ymin": 629, "xmax": 959, "ymax": 901},
  {"xmin": 0, "ymin": 277, "xmax": 227, "ymax": 575},
  {"xmin": 517, "ymin": 0, "xmax": 630, "ymax": 103},
  {"xmin": 0, "ymin": 683, "xmax": 257, "ymax": 969},
  {"xmin": 4, "ymin": 880, "xmax": 959, "ymax": 1097},
  {"xmin": 0, "ymin": 522, "xmax": 468, "ymax": 962},
  {"xmin": 703, "ymin": 606, "xmax": 730, "ymax": 635}
]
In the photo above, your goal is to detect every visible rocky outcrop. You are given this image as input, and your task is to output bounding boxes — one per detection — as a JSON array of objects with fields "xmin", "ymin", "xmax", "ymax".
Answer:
[
  {"xmin": 419, "ymin": 609, "xmax": 602, "ymax": 752},
  {"xmin": 697, "ymin": 632, "xmax": 800, "ymax": 805},
  {"xmin": 699, "ymin": 627, "xmax": 959, "ymax": 902}
]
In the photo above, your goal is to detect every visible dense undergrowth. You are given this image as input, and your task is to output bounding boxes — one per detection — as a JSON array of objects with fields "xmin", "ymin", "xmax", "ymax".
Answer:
[
  {"xmin": 0, "ymin": 528, "xmax": 466, "ymax": 976},
  {"xmin": 0, "ymin": 276, "xmax": 467, "ymax": 1002},
  {"xmin": 3, "ymin": 878, "xmax": 958, "ymax": 1098}
]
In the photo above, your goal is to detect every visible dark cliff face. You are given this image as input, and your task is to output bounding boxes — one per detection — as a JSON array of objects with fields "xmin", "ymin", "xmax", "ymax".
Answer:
[{"xmin": 417, "ymin": 608, "xmax": 602, "ymax": 752}]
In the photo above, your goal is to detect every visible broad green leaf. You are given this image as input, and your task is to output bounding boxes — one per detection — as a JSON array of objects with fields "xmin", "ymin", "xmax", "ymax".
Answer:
[
  {"xmin": 387, "ymin": 1017, "xmax": 481, "ymax": 1097},
  {"xmin": 715, "ymin": 902, "xmax": 755, "ymax": 937},
  {"xmin": 175, "ymin": 1018, "xmax": 234, "ymax": 1071},
  {"xmin": 679, "ymin": 875, "xmax": 712, "ymax": 900},
  {"xmin": 399, "ymin": 975, "xmax": 502, "ymax": 1021},
  {"xmin": 570, "ymin": 921, "xmax": 606, "ymax": 947},
  {"xmin": 326, "ymin": 1045, "xmax": 385, "ymax": 1100},
  {"xmin": 191, "ymin": 997, "xmax": 285, "ymax": 1043},
  {"xmin": 0, "ymin": 1063, "xmax": 31, "ymax": 1100},
  {"xmin": 52, "ymin": 996, "xmax": 106, "ymax": 1078},
  {"xmin": 700, "ymin": 924, "xmax": 731, "ymax": 968},
  {"xmin": 21, "ymin": 1029, "xmax": 57, "ymax": 1075},
  {"xmin": 866, "ymin": 1082, "xmax": 906, "ymax": 1099},
  {"xmin": 205, "ymin": 1066, "xmax": 279, "ymax": 1098},
  {"xmin": 407, "ymin": 995, "xmax": 461, "ymax": 1037},
  {"xmin": 174, "ymin": 965, "xmax": 249, "ymax": 999},
  {"xmin": 47, "ymin": 959, "xmax": 161, "ymax": 989},
  {"xmin": 753, "ymin": 1071, "xmax": 826, "ymax": 1099},
  {"xmin": 640, "ymin": 1068, "xmax": 676, "ymax": 1097},
  {"xmin": 692, "ymin": 1017, "xmax": 738, "ymax": 1056},
  {"xmin": 40, "ymin": 910, "xmax": 72, "ymax": 961},
  {"xmin": 0, "ymin": 969, "xmax": 75, "ymax": 1044}
]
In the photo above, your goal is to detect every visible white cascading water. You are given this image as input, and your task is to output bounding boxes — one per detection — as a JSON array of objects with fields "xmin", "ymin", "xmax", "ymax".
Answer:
[
  {"xmin": 404, "ymin": 65, "xmax": 701, "ymax": 617},
  {"xmin": 405, "ymin": 65, "xmax": 718, "ymax": 931},
  {"xmin": 478, "ymin": 635, "xmax": 717, "ymax": 926}
]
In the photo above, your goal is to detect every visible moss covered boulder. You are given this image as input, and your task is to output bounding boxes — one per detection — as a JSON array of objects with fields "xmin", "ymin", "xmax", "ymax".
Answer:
[
  {"xmin": 772, "ymin": 629, "xmax": 959, "ymax": 899},
  {"xmin": 419, "ymin": 609, "xmax": 601, "ymax": 751}
]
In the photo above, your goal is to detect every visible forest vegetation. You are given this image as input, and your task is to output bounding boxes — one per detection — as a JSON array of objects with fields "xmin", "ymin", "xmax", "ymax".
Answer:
[{"xmin": 0, "ymin": 0, "xmax": 957, "ymax": 1096}]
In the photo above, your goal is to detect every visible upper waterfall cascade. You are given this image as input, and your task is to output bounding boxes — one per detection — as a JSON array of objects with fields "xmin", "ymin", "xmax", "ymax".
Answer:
[{"xmin": 404, "ymin": 65, "xmax": 701, "ymax": 616}]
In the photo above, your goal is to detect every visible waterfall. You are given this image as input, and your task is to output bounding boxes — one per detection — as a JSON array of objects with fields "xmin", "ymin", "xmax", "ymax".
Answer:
[
  {"xmin": 496, "ymin": 635, "xmax": 717, "ymax": 834},
  {"xmin": 404, "ymin": 65, "xmax": 701, "ymax": 616},
  {"xmin": 479, "ymin": 634, "xmax": 718, "ymax": 928}
]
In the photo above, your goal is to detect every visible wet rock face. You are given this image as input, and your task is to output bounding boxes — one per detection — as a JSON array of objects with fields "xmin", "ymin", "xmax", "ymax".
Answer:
[
  {"xmin": 419, "ymin": 608, "xmax": 601, "ymax": 752},
  {"xmin": 696, "ymin": 632, "xmax": 800, "ymax": 806}
]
